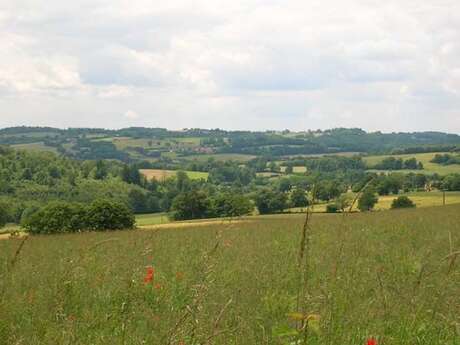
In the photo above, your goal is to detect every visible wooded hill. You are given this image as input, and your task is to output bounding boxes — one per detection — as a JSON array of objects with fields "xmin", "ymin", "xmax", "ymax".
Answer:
[{"xmin": 2, "ymin": 126, "xmax": 460, "ymax": 162}]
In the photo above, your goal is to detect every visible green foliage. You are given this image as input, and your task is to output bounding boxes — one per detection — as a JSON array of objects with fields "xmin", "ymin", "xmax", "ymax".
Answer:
[
  {"xmin": 86, "ymin": 199, "xmax": 135, "ymax": 231},
  {"xmin": 313, "ymin": 181, "xmax": 342, "ymax": 201},
  {"xmin": 373, "ymin": 157, "xmax": 423, "ymax": 170},
  {"xmin": 431, "ymin": 153, "xmax": 460, "ymax": 165},
  {"xmin": 210, "ymin": 192, "xmax": 253, "ymax": 218},
  {"xmin": 391, "ymin": 196, "xmax": 416, "ymax": 209},
  {"xmin": 290, "ymin": 188, "xmax": 309, "ymax": 208},
  {"xmin": 255, "ymin": 189, "xmax": 288, "ymax": 214},
  {"xmin": 358, "ymin": 188, "xmax": 378, "ymax": 212},
  {"xmin": 22, "ymin": 200, "xmax": 135, "ymax": 234},
  {"xmin": 0, "ymin": 203, "xmax": 8, "ymax": 228},
  {"xmin": 335, "ymin": 194, "xmax": 352, "ymax": 212},
  {"xmin": 171, "ymin": 190, "xmax": 211, "ymax": 220},
  {"xmin": 22, "ymin": 202, "xmax": 87, "ymax": 234}
]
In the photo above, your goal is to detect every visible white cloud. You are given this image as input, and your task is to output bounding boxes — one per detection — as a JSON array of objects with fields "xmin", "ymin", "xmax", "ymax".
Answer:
[
  {"xmin": 0, "ymin": 0, "xmax": 459, "ymax": 132},
  {"xmin": 124, "ymin": 110, "xmax": 139, "ymax": 120}
]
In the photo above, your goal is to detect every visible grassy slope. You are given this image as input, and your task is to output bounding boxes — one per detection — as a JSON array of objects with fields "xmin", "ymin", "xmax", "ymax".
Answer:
[
  {"xmin": 1, "ymin": 205, "xmax": 458, "ymax": 344},
  {"xmin": 10, "ymin": 142, "xmax": 58, "ymax": 153},
  {"xmin": 364, "ymin": 152, "xmax": 460, "ymax": 175}
]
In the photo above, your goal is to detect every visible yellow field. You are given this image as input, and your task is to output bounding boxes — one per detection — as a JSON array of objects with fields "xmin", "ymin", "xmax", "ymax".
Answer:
[
  {"xmin": 364, "ymin": 152, "xmax": 460, "ymax": 175},
  {"xmin": 139, "ymin": 169, "xmax": 209, "ymax": 181}
]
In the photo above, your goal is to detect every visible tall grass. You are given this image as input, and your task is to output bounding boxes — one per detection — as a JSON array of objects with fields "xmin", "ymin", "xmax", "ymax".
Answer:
[{"xmin": 0, "ymin": 206, "xmax": 459, "ymax": 344}]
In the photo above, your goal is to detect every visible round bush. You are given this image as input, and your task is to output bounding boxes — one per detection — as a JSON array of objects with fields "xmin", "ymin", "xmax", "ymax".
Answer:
[
  {"xmin": 22, "ymin": 202, "xmax": 86, "ymax": 234},
  {"xmin": 86, "ymin": 199, "xmax": 135, "ymax": 231},
  {"xmin": 391, "ymin": 196, "xmax": 416, "ymax": 209}
]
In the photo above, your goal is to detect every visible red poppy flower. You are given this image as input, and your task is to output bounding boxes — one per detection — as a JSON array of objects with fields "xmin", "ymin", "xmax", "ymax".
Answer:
[
  {"xmin": 144, "ymin": 267, "xmax": 155, "ymax": 284},
  {"xmin": 367, "ymin": 338, "xmax": 377, "ymax": 345}
]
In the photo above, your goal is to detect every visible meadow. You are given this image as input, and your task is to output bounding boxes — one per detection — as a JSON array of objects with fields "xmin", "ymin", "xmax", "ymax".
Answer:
[
  {"xmin": 139, "ymin": 169, "xmax": 209, "ymax": 181},
  {"xmin": 364, "ymin": 152, "xmax": 460, "ymax": 175},
  {"xmin": 1, "ymin": 205, "xmax": 459, "ymax": 344}
]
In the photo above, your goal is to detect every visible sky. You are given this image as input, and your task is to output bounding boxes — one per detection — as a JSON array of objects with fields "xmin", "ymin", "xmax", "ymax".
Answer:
[{"xmin": 0, "ymin": 0, "xmax": 460, "ymax": 132}]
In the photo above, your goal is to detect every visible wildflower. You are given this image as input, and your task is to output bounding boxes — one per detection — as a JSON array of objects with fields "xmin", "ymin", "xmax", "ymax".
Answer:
[
  {"xmin": 144, "ymin": 266, "xmax": 155, "ymax": 284},
  {"xmin": 154, "ymin": 283, "xmax": 162, "ymax": 290},
  {"xmin": 367, "ymin": 338, "xmax": 377, "ymax": 345},
  {"xmin": 175, "ymin": 271, "xmax": 184, "ymax": 281}
]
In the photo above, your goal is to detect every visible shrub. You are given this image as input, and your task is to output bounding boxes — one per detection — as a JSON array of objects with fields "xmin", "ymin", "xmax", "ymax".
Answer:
[
  {"xmin": 290, "ymin": 188, "xmax": 309, "ymax": 208},
  {"xmin": 326, "ymin": 204, "xmax": 339, "ymax": 213},
  {"xmin": 210, "ymin": 192, "xmax": 254, "ymax": 218},
  {"xmin": 86, "ymin": 199, "xmax": 135, "ymax": 231},
  {"xmin": 391, "ymin": 196, "xmax": 416, "ymax": 209},
  {"xmin": 171, "ymin": 190, "xmax": 211, "ymax": 220},
  {"xmin": 255, "ymin": 189, "xmax": 288, "ymax": 215},
  {"xmin": 22, "ymin": 202, "xmax": 87, "ymax": 234},
  {"xmin": 22, "ymin": 200, "xmax": 135, "ymax": 234},
  {"xmin": 358, "ymin": 189, "xmax": 378, "ymax": 212}
]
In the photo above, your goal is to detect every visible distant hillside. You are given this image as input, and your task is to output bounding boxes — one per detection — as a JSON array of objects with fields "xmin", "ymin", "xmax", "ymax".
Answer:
[{"xmin": 1, "ymin": 126, "xmax": 460, "ymax": 162}]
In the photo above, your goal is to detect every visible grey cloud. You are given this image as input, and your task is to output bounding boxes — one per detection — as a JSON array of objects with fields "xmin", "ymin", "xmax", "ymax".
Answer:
[{"xmin": 0, "ymin": 0, "xmax": 460, "ymax": 132}]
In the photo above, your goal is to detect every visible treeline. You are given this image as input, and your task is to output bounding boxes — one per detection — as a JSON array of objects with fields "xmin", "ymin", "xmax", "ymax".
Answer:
[
  {"xmin": 3, "ymin": 126, "xmax": 460, "ymax": 161},
  {"xmin": 431, "ymin": 154, "xmax": 460, "ymax": 166},
  {"xmin": 372, "ymin": 157, "xmax": 424, "ymax": 170}
]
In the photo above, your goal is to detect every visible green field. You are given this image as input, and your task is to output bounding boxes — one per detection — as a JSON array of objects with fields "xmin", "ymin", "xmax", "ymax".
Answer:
[
  {"xmin": 364, "ymin": 152, "xmax": 460, "ymax": 175},
  {"xmin": 136, "ymin": 213, "xmax": 170, "ymax": 226},
  {"xmin": 1, "ymin": 205, "xmax": 459, "ymax": 344},
  {"xmin": 183, "ymin": 153, "xmax": 257, "ymax": 162},
  {"xmin": 10, "ymin": 142, "xmax": 58, "ymax": 153}
]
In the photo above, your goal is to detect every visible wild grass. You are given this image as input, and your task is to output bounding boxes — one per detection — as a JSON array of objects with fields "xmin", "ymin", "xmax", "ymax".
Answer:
[{"xmin": 0, "ymin": 206, "xmax": 459, "ymax": 344}]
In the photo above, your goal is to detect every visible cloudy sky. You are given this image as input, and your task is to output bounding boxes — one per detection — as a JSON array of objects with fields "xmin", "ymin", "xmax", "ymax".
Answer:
[{"xmin": 1, "ymin": 0, "xmax": 460, "ymax": 132}]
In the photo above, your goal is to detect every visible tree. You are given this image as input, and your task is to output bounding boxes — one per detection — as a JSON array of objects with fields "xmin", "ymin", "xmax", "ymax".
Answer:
[
  {"xmin": 358, "ymin": 189, "xmax": 378, "ymax": 212},
  {"xmin": 22, "ymin": 202, "xmax": 87, "ymax": 234},
  {"xmin": 335, "ymin": 194, "xmax": 352, "ymax": 212},
  {"xmin": 254, "ymin": 189, "xmax": 288, "ymax": 215},
  {"xmin": 391, "ymin": 196, "xmax": 416, "ymax": 209},
  {"xmin": 290, "ymin": 188, "xmax": 309, "ymax": 208},
  {"xmin": 285, "ymin": 165, "xmax": 294, "ymax": 174},
  {"xmin": 171, "ymin": 190, "xmax": 211, "ymax": 220},
  {"xmin": 86, "ymin": 199, "xmax": 135, "ymax": 231},
  {"xmin": 211, "ymin": 192, "xmax": 253, "ymax": 217},
  {"xmin": 0, "ymin": 204, "xmax": 8, "ymax": 228},
  {"xmin": 94, "ymin": 160, "xmax": 108, "ymax": 180},
  {"xmin": 314, "ymin": 181, "xmax": 341, "ymax": 201}
]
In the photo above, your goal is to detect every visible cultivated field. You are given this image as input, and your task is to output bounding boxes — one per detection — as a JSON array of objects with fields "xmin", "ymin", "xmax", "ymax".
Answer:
[
  {"xmin": 364, "ymin": 152, "xmax": 460, "ymax": 175},
  {"xmin": 139, "ymin": 169, "xmax": 209, "ymax": 181},
  {"xmin": 1, "ymin": 206, "xmax": 459, "ymax": 344}
]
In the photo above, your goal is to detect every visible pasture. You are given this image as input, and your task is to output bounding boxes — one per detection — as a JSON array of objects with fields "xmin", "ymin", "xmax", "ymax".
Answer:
[
  {"xmin": 10, "ymin": 142, "xmax": 58, "ymax": 153},
  {"xmin": 1, "ymin": 206, "xmax": 458, "ymax": 344},
  {"xmin": 139, "ymin": 169, "xmax": 209, "ymax": 181},
  {"xmin": 364, "ymin": 152, "xmax": 460, "ymax": 175},
  {"xmin": 183, "ymin": 153, "xmax": 257, "ymax": 163}
]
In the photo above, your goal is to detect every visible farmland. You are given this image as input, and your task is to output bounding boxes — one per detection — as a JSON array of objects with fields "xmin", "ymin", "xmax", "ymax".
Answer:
[
  {"xmin": 139, "ymin": 169, "xmax": 209, "ymax": 181},
  {"xmin": 364, "ymin": 152, "xmax": 460, "ymax": 175},
  {"xmin": 1, "ymin": 205, "xmax": 459, "ymax": 344}
]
